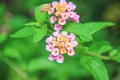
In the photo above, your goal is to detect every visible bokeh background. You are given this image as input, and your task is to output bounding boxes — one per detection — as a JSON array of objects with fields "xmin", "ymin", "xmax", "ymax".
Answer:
[{"xmin": 0, "ymin": 0, "xmax": 120, "ymax": 80}]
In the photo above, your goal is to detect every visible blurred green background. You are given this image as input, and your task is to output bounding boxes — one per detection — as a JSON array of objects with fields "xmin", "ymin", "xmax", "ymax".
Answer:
[{"xmin": 0, "ymin": 0, "xmax": 120, "ymax": 80}]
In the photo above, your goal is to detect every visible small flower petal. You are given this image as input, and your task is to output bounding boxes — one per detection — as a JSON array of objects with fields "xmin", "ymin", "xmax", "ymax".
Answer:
[
  {"xmin": 54, "ymin": 24, "xmax": 62, "ymax": 31},
  {"xmin": 46, "ymin": 44, "xmax": 54, "ymax": 52},
  {"xmin": 68, "ymin": 49, "xmax": 75, "ymax": 56},
  {"xmin": 50, "ymin": 16, "xmax": 57, "ymax": 23},
  {"xmin": 51, "ymin": 48, "xmax": 60, "ymax": 56},
  {"xmin": 65, "ymin": 42, "xmax": 73, "ymax": 50},
  {"xmin": 48, "ymin": 54, "xmax": 56, "ymax": 61},
  {"xmin": 53, "ymin": 31, "xmax": 59, "ymax": 36},
  {"xmin": 62, "ymin": 12, "xmax": 69, "ymax": 19},
  {"xmin": 58, "ymin": 18, "xmax": 66, "ymax": 25},
  {"xmin": 56, "ymin": 54, "xmax": 64, "ymax": 63}
]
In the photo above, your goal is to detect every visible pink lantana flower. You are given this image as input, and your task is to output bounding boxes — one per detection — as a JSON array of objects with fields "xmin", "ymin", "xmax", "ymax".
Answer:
[
  {"xmin": 48, "ymin": 54, "xmax": 56, "ymax": 61},
  {"xmin": 58, "ymin": 18, "xmax": 66, "ymax": 25},
  {"xmin": 48, "ymin": 0, "xmax": 80, "ymax": 31},
  {"xmin": 68, "ymin": 49, "xmax": 75, "ymax": 56},
  {"xmin": 62, "ymin": 12, "xmax": 69, "ymax": 19},
  {"xmin": 51, "ymin": 48, "xmax": 60, "ymax": 56},
  {"xmin": 54, "ymin": 24, "xmax": 62, "ymax": 31},
  {"xmin": 50, "ymin": 16, "xmax": 57, "ymax": 23},
  {"xmin": 46, "ymin": 31, "xmax": 78, "ymax": 63},
  {"xmin": 56, "ymin": 54, "xmax": 64, "ymax": 63}
]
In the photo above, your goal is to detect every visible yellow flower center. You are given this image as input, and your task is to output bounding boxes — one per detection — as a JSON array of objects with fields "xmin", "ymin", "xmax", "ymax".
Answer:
[{"xmin": 60, "ymin": 48, "xmax": 67, "ymax": 54}]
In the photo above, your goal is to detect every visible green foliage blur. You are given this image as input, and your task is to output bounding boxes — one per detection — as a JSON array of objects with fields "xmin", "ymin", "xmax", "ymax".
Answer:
[{"xmin": 0, "ymin": 0, "xmax": 120, "ymax": 80}]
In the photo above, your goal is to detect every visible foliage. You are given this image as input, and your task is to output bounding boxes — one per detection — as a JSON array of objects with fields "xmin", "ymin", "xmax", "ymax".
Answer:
[{"xmin": 0, "ymin": 0, "xmax": 120, "ymax": 80}]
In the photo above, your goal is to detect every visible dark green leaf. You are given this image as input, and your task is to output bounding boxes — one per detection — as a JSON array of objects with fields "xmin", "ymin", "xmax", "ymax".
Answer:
[
  {"xmin": 11, "ymin": 27, "xmax": 35, "ymax": 38},
  {"xmin": 39, "ymin": 38, "xmax": 49, "ymax": 54},
  {"xmin": 33, "ymin": 25, "xmax": 47, "ymax": 43},
  {"xmin": 114, "ymin": 51, "xmax": 120, "ymax": 63},
  {"xmin": 80, "ymin": 55, "xmax": 109, "ymax": 80},
  {"xmin": 0, "ymin": 4, "xmax": 6, "ymax": 25},
  {"xmin": 28, "ymin": 58, "xmax": 56, "ymax": 72}
]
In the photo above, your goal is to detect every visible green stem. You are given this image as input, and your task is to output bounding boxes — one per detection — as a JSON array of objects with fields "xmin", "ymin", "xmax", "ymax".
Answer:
[
  {"xmin": 47, "ymin": 29, "xmax": 53, "ymax": 33},
  {"xmin": 2, "ymin": 58, "xmax": 30, "ymax": 80},
  {"xmin": 86, "ymin": 51, "xmax": 116, "ymax": 61},
  {"xmin": 47, "ymin": 14, "xmax": 54, "ymax": 30},
  {"xmin": 76, "ymin": 45, "xmax": 116, "ymax": 61},
  {"xmin": 50, "ymin": 22, "xmax": 54, "ymax": 30}
]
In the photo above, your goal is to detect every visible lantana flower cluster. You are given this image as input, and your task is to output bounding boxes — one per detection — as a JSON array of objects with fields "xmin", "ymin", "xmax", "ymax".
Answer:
[
  {"xmin": 45, "ymin": 0, "xmax": 80, "ymax": 63},
  {"xmin": 46, "ymin": 31, "xmax": 78, "ymax": 63},
  {"xmin": 48, "ymin": 0, "xmax": 80, "ymax": 31}
]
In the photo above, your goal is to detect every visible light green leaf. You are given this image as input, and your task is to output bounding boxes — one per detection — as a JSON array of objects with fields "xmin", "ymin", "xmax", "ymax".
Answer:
[
  {"xmin": 80, "ymin": 55, "xmax": 109, "ymax": 80},
  {"xmin": 34, "ymin": 5, "xmax": 48, "ymax": 23},
  {"xmin": 3, "ymin": 47, "xmax": 21, "ymax": 59},
  {"xmin": 83, "ymin": 22, "xmax": 114, "ymax": 35},
  {"xmin": 63, "ymin": 22, "xmax": 92, "ymax": 42},
  {"xmin": 11, "ymin": 27, "xmax": 35, "ymax": 38},
  {"xmin": 25, "ymin": 22, "xmax": 38, "ymax": 26},
  {"xmin": 33, "ymin": 24, "xmax": 47, "ymax": 43},
  {"xmin": 89, "ymin": 40, "xmax": 113, "ymax": 54},
  {"xmin": 0, "ymin": 33, "xmax": 7, "ymax": 43},
  {"xmin": 28, "ymin": 58, "xmax": 56, "ymax": 72},
  {"xmin": 109, "ymin": 49, "xmax": 118, "ymax": 57}
]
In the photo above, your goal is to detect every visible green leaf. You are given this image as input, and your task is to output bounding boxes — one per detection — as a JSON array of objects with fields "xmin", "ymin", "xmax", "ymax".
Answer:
[
  {"xmin": 27, "ymin": 58, "xmax": 56, "ymax": 72},
  {"xmin": 115, "ymin": 53, "xmax": 120, "ymax": 63},
  {"xmin": 79, "ymin": 47, "xmax": 89, "ymax": 53},
  {"xmin": 63, "ymin": 22, "xmax": 92, "ymax": 42},
  {"xmin": 0, "ymin": 33, "xmax": 7, "ymax": 43},
  {"xmin": 3, "ymin": 47, "xmax": 21, "ymax": 59},
  {"xmin": 33, "ymin": 25, "xmax": 47, "ymax": 43},
  {"xmin": 80, "ymin": 55, "xmax": 109, "ymax": 80},
  {"xmin": 11, "ymin": 27, "xmax": 35, "ymax": 38},
  {"xmin": 0, "ymin": 4, "xmax": 6, "ymax": 25},
  {"xmin": 8, "ymin": 16, "xmax": 29, "ymax": 31},
  {"xmin": 25, "ymin": 22, "xmax": 39, "ymax": 26},
  {"xmin": 89, "ymin": 40, "xmax": 113, "ymax": 54},
  {"xmin": 83, "ymin": 22, "xmax": 114, "ymax": 35},
  {"xmin": 109, "ymin": 49, "xmax": 118, "ymax": 57},
  {"xmin": 39, "ymin": 38, "xmax": 49, "ymax": 54},
  {"xmin": 34, "ymin": 5, "xmax": 48, "ymax": 23}
]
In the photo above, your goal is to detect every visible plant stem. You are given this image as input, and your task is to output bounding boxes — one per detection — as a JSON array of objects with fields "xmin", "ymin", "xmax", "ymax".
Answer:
[
  {"xmin": 86, "ymin": 51, "xmax": 116, "ymax": 61},
  {"xmin": 2, "ymin": 58, "xmax": 30, "ymax": 80},
  {"xmin": 47, "ymin": 14, "xmax": 54, "ymax": 30},
  {"xmin": 75, "ymin": 46, "xmax": 116, "ymax": 61},
  {"xmin": 47, "ymin": 29, "xmax": 53, "ymax": 33}
]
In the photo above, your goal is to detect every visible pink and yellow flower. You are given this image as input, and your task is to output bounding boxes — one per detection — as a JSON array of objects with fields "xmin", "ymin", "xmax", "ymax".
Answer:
[
  {"xmin": 51, "ymin": 48, "xmax": 60, "ymax": 56},
  {"xmin": 56, "ymin": 54, "xmax": 64, "ymax": 63},
  {"xmin": 46, "ymin": 31, "xmax": 78, "ymax": 63},
  {"xmin": 54, "ymin": 24, "xmax": 62, "ymax": 31},
  {"xmin": 47, "ymin": 0, "xmax": 80, "ymax": 31},
  {"xmin": 58, "ymin": 18, "xmax": 66, "ymax": 25},
  {"xmin": 50, "ymin": 16, "xmax": 57, "ymax": 23}
]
